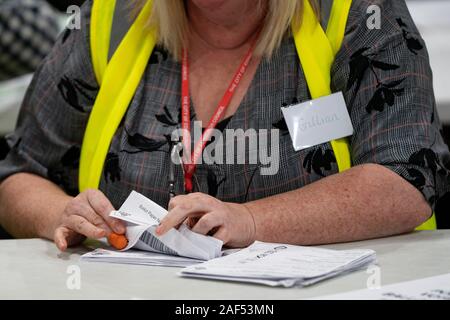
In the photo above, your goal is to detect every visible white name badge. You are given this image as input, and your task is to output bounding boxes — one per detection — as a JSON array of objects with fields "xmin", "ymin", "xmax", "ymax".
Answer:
[{"xmin": 281, "ymin": 92, "xmax": 354, "ymax": 151}]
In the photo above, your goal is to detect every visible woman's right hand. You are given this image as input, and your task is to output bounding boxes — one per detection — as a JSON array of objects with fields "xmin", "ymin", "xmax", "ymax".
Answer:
[{"xmin": 54, "ymin": 189, "xmax": 126, "ymax": 251}]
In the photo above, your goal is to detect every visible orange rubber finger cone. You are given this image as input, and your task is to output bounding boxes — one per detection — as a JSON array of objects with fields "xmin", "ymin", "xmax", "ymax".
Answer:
[{"xmin": 108, "ymin": 233, "xmax": 128, "ymax": 250}]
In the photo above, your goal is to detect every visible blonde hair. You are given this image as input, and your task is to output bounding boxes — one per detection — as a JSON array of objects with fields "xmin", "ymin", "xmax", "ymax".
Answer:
[{"xmin": 131, "ymin": 0, "xmax": 319, "ymax": 59}]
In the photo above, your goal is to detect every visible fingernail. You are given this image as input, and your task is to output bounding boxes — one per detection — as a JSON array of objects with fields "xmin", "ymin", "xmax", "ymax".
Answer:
[
  {"xmin": 155, "ymin": 226, "xmax": 163, "ymax": 235},
  {"xmin": 115, "ymin": 223, "xmax": 125, "ymax": 234}
]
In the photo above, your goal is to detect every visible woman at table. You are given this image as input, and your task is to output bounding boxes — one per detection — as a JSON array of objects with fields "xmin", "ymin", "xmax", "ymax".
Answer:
[{"xmin": 0, "ymin": 0, "xmax": 449, "ymax": 250}]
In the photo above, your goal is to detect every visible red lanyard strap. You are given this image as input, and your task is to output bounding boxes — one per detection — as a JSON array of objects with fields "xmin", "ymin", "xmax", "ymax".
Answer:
[{"xmin": 181, "ymin": 40, "xmax": 257, "ymax": 193}]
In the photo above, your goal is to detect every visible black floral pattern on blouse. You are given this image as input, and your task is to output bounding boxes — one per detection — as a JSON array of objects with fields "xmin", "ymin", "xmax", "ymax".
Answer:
[
  {"xmin": 397, "ymin": 18, "xmax": 424, "ymax": 55},
  {"xmin": 121, "ymin": 127, "xmax": 169, "ymax": 154},
  {"xmin": 303, "ymin": 147, "xmax": 337, "ymax": 177},
  {"xmin": 347, "ymin": 47, "xmax": 406, "ymax": 114},
  {"xmin": 272, "ymin": 98, "xmax": 304, "ymax": 136},
  {"xmin": 48, "ymin": 146, "xmax": 81, "ymax": 196},
  {"xmin": 347, "ymin": 47, "xmax": 398, "ymax": 92},
  {"xmin": 206, "ymin": 167, "xmax": 226, "ymax": 197},
  {"xmin": 155, "ymin": 105, "xmax": 180, "ymax": 127},
  {"xmin": 57, "ymin": 76, "xmax": 98, "ymax": 113},
  {"xmin": 405, "ymin": 146, "xmax": 450, "ymax": 206},
  {"xmin": 272, "ymin": 118, "xmax": 289, "ymax": 136},
  {"xmin": 366, "ymin": 79, "xmax": 405, "ymax": 113},
  {"xmin": 104, "ymin": 152, "xmax": 121, "ymax": 183},
  {"xmin": 149, "ymin": 47, "xmax": 169, "ymax": 65}
]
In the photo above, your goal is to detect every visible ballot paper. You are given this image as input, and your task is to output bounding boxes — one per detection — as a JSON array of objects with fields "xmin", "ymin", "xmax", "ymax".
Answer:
[
  {"xmin": 315, "ymin": 273, "xmax": 450, "ymax": 300},
  {"xmin": 180, "ymin": 241, "xmax": 377, "ymax": 287},
  {"xmin": 81, "ymin": 248, "xmax": 204, "ymax": 268},
  {"xmin": 81, "ymin": 191, "xmax": 223, "ymax": 263}
]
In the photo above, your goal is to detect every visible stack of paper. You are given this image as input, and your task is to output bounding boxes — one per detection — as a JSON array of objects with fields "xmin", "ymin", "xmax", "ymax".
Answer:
[
  {"xmin": 81, "ymin": 191, "xmax": 223, "ymax": 264},
  {"xmin": 180, "ymin": 241, "xmax": 377, "ymax": 287},
  {"xmin": 81, "ymin": 248, "xmax": 204, "ymax": 268}
]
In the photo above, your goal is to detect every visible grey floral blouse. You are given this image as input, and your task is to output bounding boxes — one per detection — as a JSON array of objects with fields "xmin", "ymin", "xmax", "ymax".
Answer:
[{"xmin": 1, "ymin": 0, "xmax": 449, "ymax": 224}]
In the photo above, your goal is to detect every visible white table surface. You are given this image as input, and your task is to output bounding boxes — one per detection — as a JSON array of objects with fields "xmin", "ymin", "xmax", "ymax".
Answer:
[{"xmin": 0, "ymin": 230, "xmax": 449, "ymax": 299}]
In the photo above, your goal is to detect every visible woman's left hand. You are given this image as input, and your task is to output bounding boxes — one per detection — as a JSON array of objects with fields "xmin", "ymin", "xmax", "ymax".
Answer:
[{"xmin": 156, "ymin": 193, "xmax": 256, "ymax": 248}]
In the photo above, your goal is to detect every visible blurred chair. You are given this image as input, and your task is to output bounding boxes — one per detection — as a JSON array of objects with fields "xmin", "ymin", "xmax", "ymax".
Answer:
[
  {"xmin": 0, "ymin": 0, "xmax": 61, "ymax": 81},
  {"xmin": 0, "ymin": 0, "xmax": 65, "ymax": 137}
]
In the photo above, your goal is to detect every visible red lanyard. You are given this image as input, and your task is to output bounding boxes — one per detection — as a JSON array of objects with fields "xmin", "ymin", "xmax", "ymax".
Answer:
[{"xmin": 181, "ymin": 41, "xmax": 257, "ymax": 193}]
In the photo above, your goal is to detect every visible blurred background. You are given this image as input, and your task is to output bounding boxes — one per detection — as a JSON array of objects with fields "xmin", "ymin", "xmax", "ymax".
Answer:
[{"xmin": 0, "ymin": 0, "xmax": 85, "ymax": 141}]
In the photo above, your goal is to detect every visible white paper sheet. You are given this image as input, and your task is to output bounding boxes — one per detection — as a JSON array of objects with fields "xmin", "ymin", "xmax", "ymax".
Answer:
[
  {"xmin": 81, "ymin": 248, "xmax": 204, "ymax": 268},
  {"xmin": 315, "ymin": 273, "xmax": 450, "ymax": 300},
  {"xmin": 82, "ymin": 191, "xmax": 223, "ymax": 264},
  {"xmin": 180, "ymin": 241, "xmax": 376, "ymax": 287}
]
